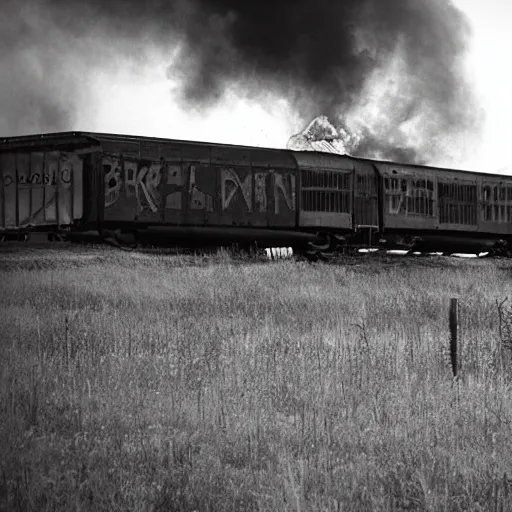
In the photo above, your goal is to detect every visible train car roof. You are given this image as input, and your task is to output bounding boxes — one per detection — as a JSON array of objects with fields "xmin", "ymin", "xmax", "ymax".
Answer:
[
  {"xmin": 1, "ymin": 130, "xmax": 511, "ymax": 181},
  {"xmin": 0, "ymin": 131, "xmax": 289, "ymax": 155},
  {"xmin": 352, "ymin": 155, "xmax": 512, "ymax": 182}
]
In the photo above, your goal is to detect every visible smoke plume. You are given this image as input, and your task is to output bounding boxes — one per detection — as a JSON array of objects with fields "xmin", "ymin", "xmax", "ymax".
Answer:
[{"xmin": 1, "ymin": 0, "xmax": 481, "ymax": 166}]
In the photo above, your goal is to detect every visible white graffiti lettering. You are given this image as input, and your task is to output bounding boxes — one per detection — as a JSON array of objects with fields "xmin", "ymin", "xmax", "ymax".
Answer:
[
  {"xmin": 254, "ymin": 172, "xmax": 267, "ymax": 213},
  {"xmin": 103, "ymin": 156, "xmax": 122, "ymax": 207},
  {"xmin": 104, "ymin": 156, "xmax": 163, "ymax": 213},
  {"xmin": 274, "ymin": 172, "xmax": 296, "ymax": 214},
  {"xmin": 221, "ymin": 167, "xmax": 253, "ymax": 211}
]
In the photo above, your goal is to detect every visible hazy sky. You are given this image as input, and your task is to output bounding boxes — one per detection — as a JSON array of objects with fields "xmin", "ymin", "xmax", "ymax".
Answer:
[
  {"xmin": 1, "ymin": 0, "xmax": 510, "ymax": 172},
  {"xmin": 452, "ymin": 0, "xmax": 512, "ymax": 172},
  {"xmin": 83, "ymin": 0, "xmax": 512, "ymax": 172}
]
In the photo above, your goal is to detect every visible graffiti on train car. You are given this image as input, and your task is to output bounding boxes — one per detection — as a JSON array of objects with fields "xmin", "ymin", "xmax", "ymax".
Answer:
[
  {"xmin": 188, "ymin": 164, "xmax": 214, "ymax": 211},
  {"xmin": 220, "ymin": 167, "xmax": 295, "ymax": 213},
  {"xmin": 103, "ymin": 156, "xmax": 296, "ymax": 215},
  {"xmin": 103, "ymin": 156, "xmax": 164, "ymax": 213},
  {"xmin": 0, "ymin": 152, "xmax": 82, "ymax": 228},
  {"xmin": 1, "ymin": 156, "xmax": 75, "ymax": 188},
  {"xmin": 124, "ymin": 160, "xmax": 162, "ymax": 213},
  {"xmin": 274, "ymin": 172, "xmax": 296, "ymax": 214}
]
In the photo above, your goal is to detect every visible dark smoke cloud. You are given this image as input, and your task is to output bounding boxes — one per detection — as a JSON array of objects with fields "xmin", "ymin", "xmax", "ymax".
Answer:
[{"xmin": 2, "ymin": 0, "xmax": 481, "ymax": 165}]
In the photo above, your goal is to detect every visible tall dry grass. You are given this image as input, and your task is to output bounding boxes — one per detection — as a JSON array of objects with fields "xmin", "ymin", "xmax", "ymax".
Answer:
[{"xmin": 1, "ymin": 246, "xmax": 512, "ymax": 511}]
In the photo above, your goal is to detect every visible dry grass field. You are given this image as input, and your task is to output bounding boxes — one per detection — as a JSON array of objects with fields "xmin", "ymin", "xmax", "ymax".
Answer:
[{"xmin": 2, "ymin": 244, "xmax": 512, "ymax": 511}]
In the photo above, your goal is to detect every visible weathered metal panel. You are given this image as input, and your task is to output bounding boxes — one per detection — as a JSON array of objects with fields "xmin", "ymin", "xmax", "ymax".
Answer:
[
  {"xmin": 44, "ymin": 152, "xmax": 82, "ymax": 225},
  {"xmin": 29, "ymin": 153, "xmax": 45, "ymax": 224},
  {"xmin": 140, "ymin": 141, "xmax": 160, "ymax": 160},
  {"xmin": 181, "ymin": 144, "xmax": 210, "ymax": 163},
  {"xmin": 293, "ymin": 152, "xmax": 353, "ymax": 230},
  {"xmin": 292, "ymin": 151, "xmax": 354, "ymax": 171},
  {"xmin": 0, "ymin": 132, "xmax": 101, "ymax": 153},
  {"xmin": 216, "ymin": 165, "xmax": 253, "ymax": 224},
  {"xmin": 300, "ymin": 211, "xmax": 352, "ymax": 227},
  {"xmin": 353, "ymin": 160, "xmax": 379, "ymax": 229},
  {"xmin": 374, "ymin": 162, "xmax": 438, "ymax": 230},
  {"xmin": 174, "ymin": 161, "xmax": 296, "ymax": 229},
  {"xmin": 0, "ymin": 154, "xmax": 16, "ymax": 228},
  {"xmin": 478, "ymin": 175, "xmax": 512, "ymax": 235},
  {"xmin": 184, "ymin": 163, "xmax": 217, "ymax": 225},
  {"xmin": 163, "ymin": 161, "xmax": 186, "ymax": 224},
  {"xmin": 100, "ymin": 139, "xmax": 140, "ymax": 157},
  {"xmin": 268, "ymin": 169, "xmax": 297, "ymax": 228},
  {"xmin": 433, "ymin": 171, "xmax": 479, "ymax": 232},
  {"xmin": 249, "ymin": 167, "xmax": 269, "ymax": 227},
  {"xmin": 103, "ymin": 154, "xmax": 170, "ymax": 223},
  {"xmin": 211, "ymin": 146, "xmax": 251, "ymax": 166},
  {"xmin": 250, "ymin": 148, "xmax": 297, "ymax": 169},
  {"xmin": 0, "ymin": 151, "xmax": 83, "ymax": 230}
]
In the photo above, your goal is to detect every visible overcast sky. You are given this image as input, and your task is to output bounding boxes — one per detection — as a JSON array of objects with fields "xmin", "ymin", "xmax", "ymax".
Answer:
[
  {"xmin": 78, "ymin": 0, "xmax": 512, "ymax": 172},
  {"xmin": 1, "ymin": 0, "xmax": 510, "ymax": 173}
]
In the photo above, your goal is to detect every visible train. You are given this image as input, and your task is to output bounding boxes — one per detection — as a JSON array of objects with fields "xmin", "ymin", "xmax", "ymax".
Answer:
[{"xmin": 1, "ymin": 130, "xmax": 511, "ymax": 257}]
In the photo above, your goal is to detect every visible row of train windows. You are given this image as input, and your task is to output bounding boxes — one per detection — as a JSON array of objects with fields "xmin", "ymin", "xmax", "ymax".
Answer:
[
  {"xmin": 306, "ymin": 173, "xmax": 512, "ymax": 202},
  {"xmin": 388, "ymin": 183, "xmax": 512, "ymax": 205},
  {"xmin": 301, "ymin": 170, "xmax": 351, "ymax": 190},
  {"xmin": 438, "ymin": 184, "xmax": 477, "ymax": 202},
  {"xmin": 482, "ymin": 205, "xmax": 512, "ymax": 222},
  {"xmin": 387, "ymin": 196, "xmax": 435, "ymax": 216},
  {"xmin": 301, "ymin": 190, "xmax": 351, "ymax": 213},
  {"xmin": 390, "ymin": 202, "xmax": 512, "ymax": 224},
  {"xmin": 483, "ymin": 186, "xmax": 512, "ymax": 202},
  {"xmin": 385, "ymin": 177, "xmax": 434, "ymax": 192},
  {"xmin": 389, "ymin": 181, "xmax": 512, "ymax": 203},
  {"xmin": 439, "ymin": 204, "xmax": 478, "ymax": 225},
  {"xmin": 439, "ymin": 205, "xmax": 512, "ymax": 224}
]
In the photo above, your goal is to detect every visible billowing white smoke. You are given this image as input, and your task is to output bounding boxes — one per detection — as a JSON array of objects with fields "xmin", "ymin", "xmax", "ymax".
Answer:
[{"xmin": 287, "ymin": 115, "xmax": 359, "ymax": 155}]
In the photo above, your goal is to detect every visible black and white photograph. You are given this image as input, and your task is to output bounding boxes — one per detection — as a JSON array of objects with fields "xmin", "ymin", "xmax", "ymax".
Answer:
[{"xmin": 1, "ymin": 0, "xmax": 512, "ymax": 510}]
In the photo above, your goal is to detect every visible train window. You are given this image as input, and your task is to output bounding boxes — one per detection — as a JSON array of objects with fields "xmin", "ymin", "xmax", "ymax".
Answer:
[
  {"xmin": 300, "ymin": 169, "xmax": 351, "ymax": 213},
  {"xmin": 386, "ymin": 175, "xmax": 434, "ymax": 217},
  {"xmin": 480, "ymin": 181, "xmax": 512, "ymax": 223},
  {"xmin": 439, "ymin": 182, "xmax": 478, "ymax": 225}
]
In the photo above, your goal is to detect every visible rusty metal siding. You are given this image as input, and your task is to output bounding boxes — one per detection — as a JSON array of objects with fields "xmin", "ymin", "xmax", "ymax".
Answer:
[{"xmin": 0, "ymin": 150, "xmax": 83, "ymax": 231}]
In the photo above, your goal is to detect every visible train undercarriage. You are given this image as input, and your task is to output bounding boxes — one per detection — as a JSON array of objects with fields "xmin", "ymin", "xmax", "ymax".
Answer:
[{"xmin": 1, "ymin": 223, "xmax": 510, "ymax": 261}]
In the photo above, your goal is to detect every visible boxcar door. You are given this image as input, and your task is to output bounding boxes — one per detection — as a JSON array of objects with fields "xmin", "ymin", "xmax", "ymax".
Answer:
[{"xmin": 353, "ymin": 161, "xmax": 380, "ymax": 235}]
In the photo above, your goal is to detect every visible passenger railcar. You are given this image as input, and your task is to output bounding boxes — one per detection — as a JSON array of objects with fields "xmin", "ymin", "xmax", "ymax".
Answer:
[{"xmin": 1, "ymin": 131, "xmax": 511, "ymax": 255}]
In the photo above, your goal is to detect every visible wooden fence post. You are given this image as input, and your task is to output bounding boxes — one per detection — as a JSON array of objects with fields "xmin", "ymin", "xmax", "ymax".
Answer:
[{"xmin": 449, "ymin": 298, "xmax": 458, "ymax": 379}]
